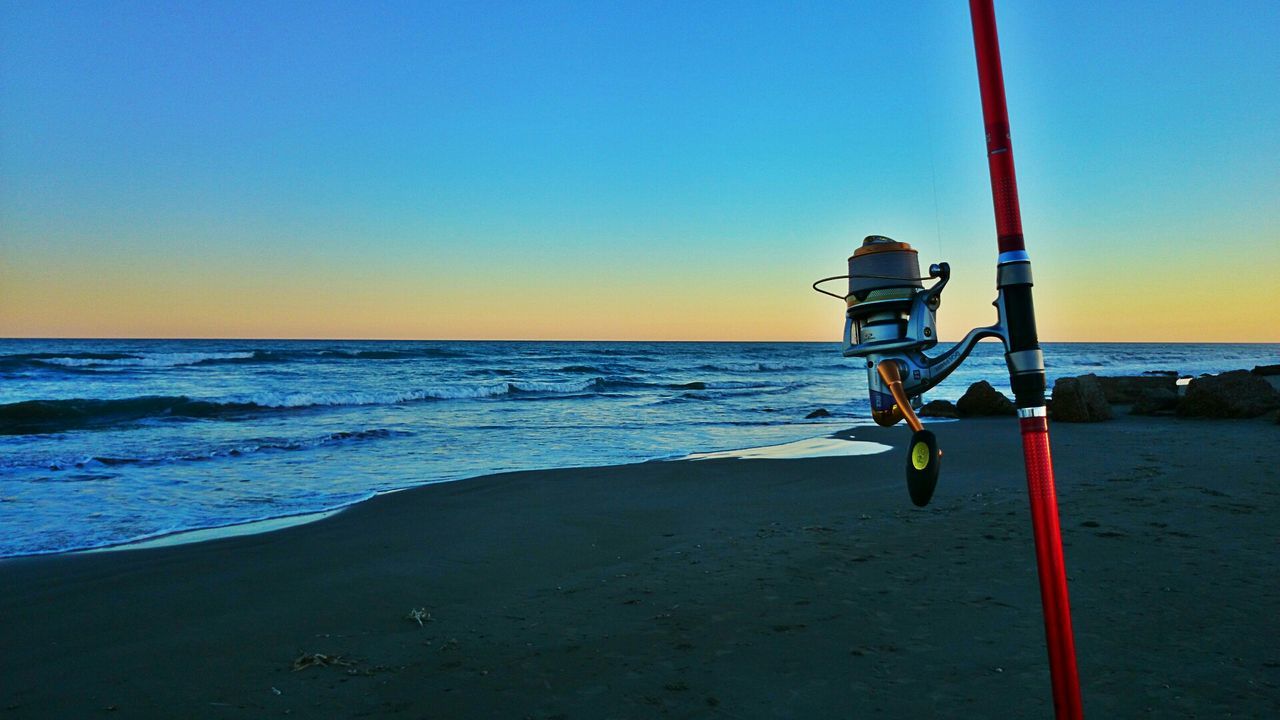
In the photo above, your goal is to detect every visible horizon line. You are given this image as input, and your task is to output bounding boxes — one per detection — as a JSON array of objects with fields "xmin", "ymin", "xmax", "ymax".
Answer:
[{"xmin": 3, "ymin": 336, "xmax": 1278, "ymax": 345}]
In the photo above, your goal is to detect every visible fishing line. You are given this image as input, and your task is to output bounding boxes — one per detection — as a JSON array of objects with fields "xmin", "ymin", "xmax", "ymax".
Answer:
[{"xmin": 926, "ymin": 108, "xmax": 943, "ymax": 259}]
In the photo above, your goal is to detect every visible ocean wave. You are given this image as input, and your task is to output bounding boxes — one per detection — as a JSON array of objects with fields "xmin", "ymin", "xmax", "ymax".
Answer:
[
  {"xmin": 232, "ymin": 378, "xmax": 612, "ymax": 407},
  {"xmin": 506, "ymin": 379, "xmax": 602, "ymax": 394},
  {"xmin": 315, "ymin": 348, "xmax": 467, "ymax": 360},
  {"xmin": 0, "ymin": 347, "xmax": 471, "ymax": 373},
  {"xmin": 0, "ymin": 379, "xmax": 625, "ymax": 435},
  {"xmin": 37, "ymin": 352, "xmax": 257, "ymax": 368},
  {"xmin": 0, "ymin": 352, "xmax": 141, "ymax": 373},
  {"xmin": 3, "ymin": 351, "xmax": 140, "ymax": 362},
  {"xmin": 559, "ymin": 364, "xmax": 607, "ymax": 373},
  {"xmin": 648, "ymin": 385, "xmax": 788, "ymax": 404},
  {"xmin": 29, "ymin": 428, "xmax": 410, "ymax": 472},
  {"xmin": 584, "ymin": 348, "xmax": 659, "ymax": 357},
  {"xmin": 698, "ymin": 380, "xmax": 779, "ymax": 389},
  {"xmin": 463, "ymin": 367, "xmax": 519, "ymax": 376},
  {"xmin": 190, "ymin": 350, "xmax": 294, "ymax": 365},
  {"xmin": 695, "ymin": 362, "xmax": 808, "ymax": 373},
  {"xmin": 0, "ymin": 396, "xmax": 266, "ymax": 434},
  {"xmin": 175, "ymin": 348, "xmax": 467, "ymax": 366},
  {"xmin": 0, "ymin": 350, "xmax": 290, "ymax": 371}
]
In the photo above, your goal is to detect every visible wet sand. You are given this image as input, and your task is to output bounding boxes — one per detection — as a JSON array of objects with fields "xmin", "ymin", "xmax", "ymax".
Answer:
[{"xmin": 2, "ymin": 415, "xmax": 1277, "ymax": 718}]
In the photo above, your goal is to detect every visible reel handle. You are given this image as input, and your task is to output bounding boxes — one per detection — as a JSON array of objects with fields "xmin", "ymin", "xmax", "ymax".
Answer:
[
  {"xmin": 877, "ymin": 361, "xmax": 942, "ymax": 506},
  {"xmin": 875, "ymin": 361, "xmax": 923, "ymax": 432},
  {"xmin": 906, "ymin": 429, "xmax": 941, "ymax": 507}
]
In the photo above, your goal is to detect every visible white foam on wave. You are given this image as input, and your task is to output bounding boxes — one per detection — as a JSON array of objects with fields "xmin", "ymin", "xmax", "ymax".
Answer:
[
  {"xmin": 509, "ymin": 378, "xmax": 599, "ymax": 393},
  {"xmin": 41, "ymin": 352, "xmax": 255, "ymax": 368},
  {"xmin": 701, "ymin": 362, "xmax": 806, "ymax": 373},
  {"xmin": 682, "ymin": 436, "xmax": 892, "ymax": 461},
  {"xmin": 81, "ymin": 509, "xmax": 346, "ymax": 553},
  {"xmin": 232, "ymin": 378, "xmax": 602, "ymax": 408}
]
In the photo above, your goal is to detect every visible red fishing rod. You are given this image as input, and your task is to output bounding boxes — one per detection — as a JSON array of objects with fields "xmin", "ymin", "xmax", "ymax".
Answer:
[
  {"xmin": 969, "ymin": 1, "xmax": 1082, "ymax": 716},
  {"xmin": 812, "ymin": 1, "xmax": 1083, "ymax": 716}
]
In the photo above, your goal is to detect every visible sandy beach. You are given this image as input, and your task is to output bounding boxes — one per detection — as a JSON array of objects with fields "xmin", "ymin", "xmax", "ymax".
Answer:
[{"xmin": 2, "ymin": 414, "xmax": 1277, "ymax": 718}]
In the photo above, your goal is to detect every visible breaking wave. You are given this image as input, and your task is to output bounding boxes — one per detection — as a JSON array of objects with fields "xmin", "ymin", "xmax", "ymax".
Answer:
[
  {"xmin": 0, "ymin": 378, "xmax": 642, "ymax": 435},
  {"xmin": 29, "ymin": 352, "xmax": 256, "ymax": 368},
  {"xmin": 1, "ymin": 396, "xmax": 265, "ymax": 434},
  {"xmin": 695, "ymin": 362, "xmax": 808, "ymax": 373},
  {"xmin": 0, "ymin": 347, "xmax": 471, "ymax": 373},
  {"xmin": 24, "ymin": 429, "xmax": 411, "ymax": 472},
  {"xmin": 0, "ymin": 376, "xmax": 796, "ymax": 435}
]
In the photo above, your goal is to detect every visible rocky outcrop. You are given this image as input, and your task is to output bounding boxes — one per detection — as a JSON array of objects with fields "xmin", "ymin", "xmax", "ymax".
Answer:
[
  {"xmin": 956, "ymin": 381, "xmax": 1015, "ymax": 417},
  {"xmin": 1051, "ymin": 374, "xmax": 1113, "ymax": 422},
  {"xmin": 1252, "ymin": 364, "xmax": 1280, "ymax": 376},
  {"xmin": 919, "ymin": 400, "xmax": 959, "ymax": 418},
  {"xmin": 1095, "ymin": 375, "xmax": 1178, "ymax": 404},
  {"xmin": 805, "ymin": 408, "xmax": 831, "ymax": 419},
  {"xmin": 1130, "ymin": 387, "xmax": 1179, "ymax": 416},
  {"xmin": 1178, "ymin": 370, "xmax": 1280, "ymax": 418}
]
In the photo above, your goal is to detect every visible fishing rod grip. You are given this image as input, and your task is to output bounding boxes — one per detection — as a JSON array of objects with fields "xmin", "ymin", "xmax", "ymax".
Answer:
[{"xmin": 1021, "ymin": 415, "xmax": 1084, "ymax": 719}]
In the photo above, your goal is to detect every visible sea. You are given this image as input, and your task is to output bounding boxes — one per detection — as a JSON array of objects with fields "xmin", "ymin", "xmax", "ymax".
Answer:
[{"xmin": 1, "ymin": 339, "xmax": 1275, "ymax": 558}]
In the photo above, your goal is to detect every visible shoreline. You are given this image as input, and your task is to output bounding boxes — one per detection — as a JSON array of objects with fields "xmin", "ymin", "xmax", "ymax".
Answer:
[
  {"xmin": 77, "ymin": 508, "xmax": 348, "ymax": 555},
  {"xmin": 4, "ymin": 344, "xmax": 1275, "ymax": 560},
  {"xmin": 2, "ymin": 415, "xmax": 1277, "ymax": 717},
  {"xmin": 8, "ymin": 426, "xmax": 880, "ymax": 560}
]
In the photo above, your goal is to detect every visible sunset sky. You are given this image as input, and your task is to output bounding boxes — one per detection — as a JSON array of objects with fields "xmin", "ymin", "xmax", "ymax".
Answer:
[{"xmin": 2, "ymin": 1, "xmax": 1277, "ymax": 342}]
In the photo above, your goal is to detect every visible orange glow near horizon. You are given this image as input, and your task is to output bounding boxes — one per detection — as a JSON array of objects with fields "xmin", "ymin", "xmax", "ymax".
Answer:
[{"xmin": 3, "ymin": 245, "xmax": 1278, "ymax": 343}]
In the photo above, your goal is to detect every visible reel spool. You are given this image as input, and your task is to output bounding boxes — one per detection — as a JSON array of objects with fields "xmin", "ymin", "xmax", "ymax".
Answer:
[
  {"xmin": 845, "ymin": 235, "xmax": 925, "ymax": 353},
  {"xmin": 844, "ymin": 236, "xmax": 937, "ymax": 427}
]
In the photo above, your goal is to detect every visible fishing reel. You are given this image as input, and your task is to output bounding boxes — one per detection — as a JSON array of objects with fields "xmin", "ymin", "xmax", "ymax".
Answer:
[{"xmin": 814, "ymin": 235, "xmax": 1009, "ymax": 506}]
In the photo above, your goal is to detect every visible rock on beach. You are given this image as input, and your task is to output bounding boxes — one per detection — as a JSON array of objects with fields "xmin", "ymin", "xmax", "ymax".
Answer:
[
  {"xmin": 1051, "ymin": 374, "xmax": 1114, "ymax": 423},
  {"xmin": 1178, "ymin": 370, "xmax": 1280, "ymax": 418},
  {"xmin": 956, "ymin": 381, "xmax": 1015, "ymax": 417},
  {"xmin": 919, "ymin": 399, "xmax": 959, "ymax": 418}
]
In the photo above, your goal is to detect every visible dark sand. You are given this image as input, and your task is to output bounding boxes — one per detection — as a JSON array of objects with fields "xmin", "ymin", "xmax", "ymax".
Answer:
[{"xmin": 2, "ymin": 415, "xmax": 1277, "ymax": 718}]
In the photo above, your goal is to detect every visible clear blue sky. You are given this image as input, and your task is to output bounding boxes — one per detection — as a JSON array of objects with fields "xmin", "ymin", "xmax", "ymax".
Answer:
[{"xmin": 2, "ymin": 1, "xmax": 1276, "ymax": 340}]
